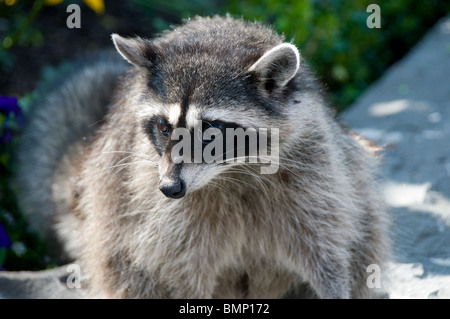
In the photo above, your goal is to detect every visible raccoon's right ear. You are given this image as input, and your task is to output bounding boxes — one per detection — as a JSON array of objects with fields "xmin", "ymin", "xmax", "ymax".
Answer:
[
  {"xmin": 249, "ymin": 43, "xmax": 300, "ymax": 94},
  {"xmin": 112, "ymin": 34, "xmax": 158, "ymax": 68}
]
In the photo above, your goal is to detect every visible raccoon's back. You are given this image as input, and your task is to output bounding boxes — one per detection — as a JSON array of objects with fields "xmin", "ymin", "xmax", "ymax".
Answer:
[{"xmin": 15, "ymin": 51, "xmax": 127, "ymax": 259}]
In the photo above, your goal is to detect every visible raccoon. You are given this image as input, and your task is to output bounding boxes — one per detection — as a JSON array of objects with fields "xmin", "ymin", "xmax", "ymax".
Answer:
[{"xmin": 16, "ymin": 16, "xmax": 389, "ymax": 298}]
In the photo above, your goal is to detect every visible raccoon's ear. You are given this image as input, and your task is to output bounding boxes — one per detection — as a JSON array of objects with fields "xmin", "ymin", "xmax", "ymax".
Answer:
[
  {"xmin": 249, "ymin": 43, "xmax": 300, "ymax": 93},
  {"xmin": 112, "ymin": 34, "xmax": 158, "ymax": 68}
]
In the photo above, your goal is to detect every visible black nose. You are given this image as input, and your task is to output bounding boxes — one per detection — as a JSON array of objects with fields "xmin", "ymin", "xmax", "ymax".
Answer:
[{"xmin": 159, "ymin": 179, "xmax": 186, "ymax": 199}]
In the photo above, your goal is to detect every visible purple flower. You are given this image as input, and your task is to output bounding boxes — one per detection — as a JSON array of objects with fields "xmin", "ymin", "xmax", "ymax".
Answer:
[
  {"xmin": 0, "ymin": 96, "xmax": 20, "ymax": 114},
  {"xmin": 0, "ymin": 96, "xmax": 24, "ymax": 126},
  {"xmin": 0, "ymin": 96, "xmax": 25, "ymax": 145},
  {"xmin": 0, "ymin": 223, "xmax": 11, "ymax": 249}
]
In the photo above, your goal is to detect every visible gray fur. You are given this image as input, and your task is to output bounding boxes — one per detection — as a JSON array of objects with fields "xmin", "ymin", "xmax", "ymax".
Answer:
[
  {"xmin": 15, "ymin": 51, "xmax": 127, "ymax": 259},
  {"xmin": 16, "ymin": 16, "xmax": 389, "ymax": 298}
]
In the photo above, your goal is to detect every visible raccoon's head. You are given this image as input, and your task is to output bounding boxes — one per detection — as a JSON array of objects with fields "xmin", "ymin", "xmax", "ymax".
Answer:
[{"xmin": 112, "ymin": 17, "xmax": 301, "ymax": 199}]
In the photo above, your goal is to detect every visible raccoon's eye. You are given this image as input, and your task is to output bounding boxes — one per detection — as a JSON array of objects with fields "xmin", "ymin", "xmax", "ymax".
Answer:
[
  {"xmin": 202, "ymin": 120, "xmax": 224, "ymax": 132},
  {"xmin": 210, "ymin": 121, "xmax": 224, "ymax": 131},
  {"xmin": 157, "ymin": 118, "xmax": 171, "ymax": 137},
  {"xmin": 202, "ymin": 120, "xmax": 224, "ymax": 144}
]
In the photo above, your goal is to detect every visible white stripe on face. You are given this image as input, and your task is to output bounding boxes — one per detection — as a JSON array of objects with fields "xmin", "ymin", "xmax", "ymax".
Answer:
[
  {"xmin": 185, "ymin": 105, "xmax": 202, "ymax": 129},
  {"xmin": 168, "ymin": 104, "xmax": 182, "ymax": 126},
  {"xmin": 134, "ymin": 102, "xmax": 182, "ymax": 127}
]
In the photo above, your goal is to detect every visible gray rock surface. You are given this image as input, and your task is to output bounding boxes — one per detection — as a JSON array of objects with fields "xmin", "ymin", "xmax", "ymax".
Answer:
[
  {"xmin": 0, "ymin": 266, "xmax": 86, "ymax": 299},
  {"xmin": 1, "ymin": 16, "xmax": 449, "ymax": 299},
  {"xmin": 342, "ymin": 15, "xmax": 450, "ymax": 298}
]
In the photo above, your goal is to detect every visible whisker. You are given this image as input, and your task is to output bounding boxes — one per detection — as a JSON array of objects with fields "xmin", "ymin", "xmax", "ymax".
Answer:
[
  {"xmin": 214, "ymin": 175, "xmax": 260, "ymax": 191},
  {"xmin": 103, "ymin": 160, "xmax": 158, "ymax": 176},
  {"xmin": 222, "ymin": 168, "xmax": 274, "ymax": 193},
  {"xmin": 207, "ymin": 180, "xmax": 231, "ymax": 195}
]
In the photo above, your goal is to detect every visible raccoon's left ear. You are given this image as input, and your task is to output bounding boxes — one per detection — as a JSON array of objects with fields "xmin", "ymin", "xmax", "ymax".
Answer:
[
  {"xmin": 112, "ymin": 34, "xmax": 158, "ymax": 68},
  {"xmin": 249, "ymin": 43, "xmax": 300, "ymax": 93}
]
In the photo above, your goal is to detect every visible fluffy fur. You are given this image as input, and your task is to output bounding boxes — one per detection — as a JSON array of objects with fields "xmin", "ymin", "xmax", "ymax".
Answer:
[{"xmin": 16, "ymin": 16, "xmax": 389, "ymax": 298}]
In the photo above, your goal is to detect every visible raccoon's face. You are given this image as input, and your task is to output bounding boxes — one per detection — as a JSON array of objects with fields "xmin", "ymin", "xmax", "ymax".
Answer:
[{"xmin": 112, "ymin": 28, "xmax": 300, "ymax": 199}]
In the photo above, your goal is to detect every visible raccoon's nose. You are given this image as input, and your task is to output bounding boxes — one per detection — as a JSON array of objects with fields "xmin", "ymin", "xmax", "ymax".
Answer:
[{"xmin": 159, "ymin": 178, "xmax": 186, "ymax": 199}]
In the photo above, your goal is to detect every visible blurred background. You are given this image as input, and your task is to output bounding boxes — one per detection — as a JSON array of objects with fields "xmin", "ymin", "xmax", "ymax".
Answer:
[{"xmin": 0, "ymin": 0, "xmax": 449, "ymax": 271}]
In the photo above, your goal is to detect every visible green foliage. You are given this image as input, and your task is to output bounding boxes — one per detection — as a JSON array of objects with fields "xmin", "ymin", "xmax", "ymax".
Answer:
[
  {"xmin": 0, "ymin": 0, "xmax": 46, "ymax": 72},
  {"xmin": 0, "ymin": 95, "xmax": 54, "ymax": 270},
  {"xmin": 0, "ymin": 178, "xmax": 55, "ymax": 271},
  {"xmin": 132, "ymin": 0, "xmax": 224, "ymax": 32}
]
